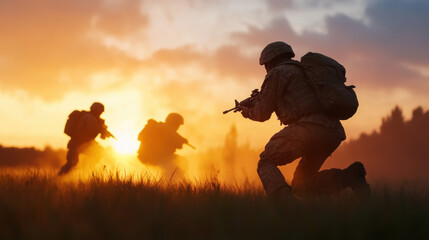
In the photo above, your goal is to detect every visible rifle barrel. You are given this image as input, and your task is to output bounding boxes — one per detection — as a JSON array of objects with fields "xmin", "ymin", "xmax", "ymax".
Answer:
[
  {"xmin": 108, "ymin": 132, "xmax": 118, "ymax": 140},
  {"xmin": 223, "ymin": 107, "xmax": 237, "ymax": 114},
  {"xmin": 186, "ymin": 143, "xmax": 196, "ymax": 149}
]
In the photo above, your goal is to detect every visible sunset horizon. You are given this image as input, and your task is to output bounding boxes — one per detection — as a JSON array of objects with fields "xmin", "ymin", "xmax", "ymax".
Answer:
[{"xmin": 1, "ymin": 1, "xmax": 428, "ymax": 238}]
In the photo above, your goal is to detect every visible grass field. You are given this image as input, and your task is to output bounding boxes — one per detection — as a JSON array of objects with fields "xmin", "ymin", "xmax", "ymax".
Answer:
[{"xmin": 0, "ymin": 171, "xmax": 428, "ymax": 240}]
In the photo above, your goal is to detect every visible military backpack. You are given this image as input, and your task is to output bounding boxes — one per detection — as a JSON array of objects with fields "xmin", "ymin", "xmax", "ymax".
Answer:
[
  {"xmin": 299, "ymin": 52, "xmax": 358, "ymax": 120},
  {"xmin": 64, "ymin": 110, "xmax": 87, "ymax": 137}
]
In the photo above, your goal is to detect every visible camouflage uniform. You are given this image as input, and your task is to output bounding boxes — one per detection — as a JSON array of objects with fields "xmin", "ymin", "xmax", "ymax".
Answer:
[
  {"xmin": 59, "ymin": 112, "xmax": 108, "ymax": 175},
  {"xmin": 247, "ymin": 60, "xmax": 347, "ymax": 197}
]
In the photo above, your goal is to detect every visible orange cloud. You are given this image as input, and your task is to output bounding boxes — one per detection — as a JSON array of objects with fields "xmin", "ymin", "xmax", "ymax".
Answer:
[
  {"xmin": 143, "ymin": 45, "xmax": 264, "ymax": 81},
  {"xmin": 0, "ymin": 0, "xmax": 146, "ymax": 100}
]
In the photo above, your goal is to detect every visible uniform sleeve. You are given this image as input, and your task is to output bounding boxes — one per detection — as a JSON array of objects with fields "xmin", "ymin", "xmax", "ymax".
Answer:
[
  {"xmin": 170, "ymin": 132, "xmax": 187, "ymax": 149},
  {"xmin": 248, "ymin": 70, "xmax": 280, "ymax": 122},
  {"xmin": 99, "ymin": 119, "xmax": 109, "ymax": 135}
]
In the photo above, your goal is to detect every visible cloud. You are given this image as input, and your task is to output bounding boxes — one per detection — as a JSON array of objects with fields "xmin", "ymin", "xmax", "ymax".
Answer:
[
  {"xmin": 365, "ymin": 0, "xmax": 429, "ymax": 64},
  {"xmin": 298, "ymin": 0, "xmax": 357, "ymax": 8},
  {"xmin": 266, "ymin": 0, "xmax": 353, "ymax": 10},
  {"xmin": 210, "ymin": 45, "xmax": 263, "ymax": 80},
  {"xmin": 142, "ymin": 45, "xmax": 264, "ymax": 81},
  {"xmin": 94, "ymin": 0, "xmax": 148, "ymax": 36},
  {"xmin": 0, "ymin": 0, "xmax": 268, "ymax": 100},
  {"xmin": 232, "ymin": 18, "xmax": 299, "ymax": 49},
  {"xmin": 266, "ymin": 0, "xmax": 294, "ymax": 11},
  {"xmin": 232, "ymin": 0, "xmax": 429, "ymax": 93},
  {"xmin": 0, "ymin": 0, "xmax": 147, "ymax": 100}
]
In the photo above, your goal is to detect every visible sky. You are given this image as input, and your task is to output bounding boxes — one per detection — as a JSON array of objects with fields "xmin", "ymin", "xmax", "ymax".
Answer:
[{"xmin": 1, "ymin": 0, "xmax": 429, "ymax": 154}]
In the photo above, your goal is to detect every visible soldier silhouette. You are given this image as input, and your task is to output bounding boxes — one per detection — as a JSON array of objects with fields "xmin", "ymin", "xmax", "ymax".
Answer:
[
  {"xmin": 236, "ymin": 41, "xmax": 370, "ymax": 199},
  {"xmin": 137, "ymin": 113, "xmax": 191, "ymax": 178},
  {"xmin": 59, "ymin": 102, "xmax": 115, "ymax": 175}
]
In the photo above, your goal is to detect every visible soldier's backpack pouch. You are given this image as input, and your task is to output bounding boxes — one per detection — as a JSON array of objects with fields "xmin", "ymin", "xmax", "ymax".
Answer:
[
  {"xmin": 300, "ymin": 52, "xmax": 358, "ymax": 120},
  {"xmin": 64, "ymin": 110, "xmax": 85, "ymax": 137}
]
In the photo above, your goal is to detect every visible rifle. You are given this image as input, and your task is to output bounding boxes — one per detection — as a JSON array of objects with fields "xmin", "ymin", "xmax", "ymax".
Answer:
[
  {"xmin": 99, "ymin": 119, "xmax": 117, "ymax": 140},
  {"xmin": 223, "ymin": 89, "xmax": 260, "ymax": 114},
  {"xmin": 106, "ymin": 131, "xmax": 118, "ymax": 140},
  {"xmin": 101, "ymin": 129, "xmax": 117, "ymax": 140},
  {"xmin": 186, "ymin": 143, "xmax": 196, "ymax": 149}
]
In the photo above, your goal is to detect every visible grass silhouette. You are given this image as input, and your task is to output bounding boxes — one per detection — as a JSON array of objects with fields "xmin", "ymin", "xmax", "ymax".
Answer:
[{"xmin": 0, "ymin": 171, "xmax": 428, "ymax": 239}]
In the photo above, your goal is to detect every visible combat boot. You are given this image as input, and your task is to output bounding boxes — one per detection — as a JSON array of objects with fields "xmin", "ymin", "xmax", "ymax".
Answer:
[{"xmin": 343, "ymin": 162, "xmax": 371, "ymax": 199}]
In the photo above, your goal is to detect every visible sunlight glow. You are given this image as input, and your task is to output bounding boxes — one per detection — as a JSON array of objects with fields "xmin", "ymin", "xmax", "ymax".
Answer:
[{"xmin": 111, "ymin": 132, "xmax": 140, "ymax": 155}]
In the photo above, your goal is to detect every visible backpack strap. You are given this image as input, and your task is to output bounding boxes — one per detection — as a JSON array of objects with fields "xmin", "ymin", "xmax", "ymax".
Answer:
[{"xmin": 282, "ymin": 61, "xmax": 323, "ymax": 106}]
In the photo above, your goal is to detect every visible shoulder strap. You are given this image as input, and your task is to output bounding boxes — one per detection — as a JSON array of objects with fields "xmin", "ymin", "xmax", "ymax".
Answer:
[{"xmin": 282, "ymin": 61, "xmax": 323, "ymax": 104}]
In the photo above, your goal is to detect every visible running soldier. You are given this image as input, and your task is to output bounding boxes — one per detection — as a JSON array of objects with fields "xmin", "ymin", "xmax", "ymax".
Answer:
[{"xmin": 59, "ymin": 102, "xmax": 115, "ymax": 175}]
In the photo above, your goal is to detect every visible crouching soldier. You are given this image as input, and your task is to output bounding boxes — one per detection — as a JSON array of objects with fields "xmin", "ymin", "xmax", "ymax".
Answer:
[
  {"xmin": 137, "ymin": 113, "xmax": 191, "ymax": 178},
  {"xmin": 59, "ymin": 102, "xmax": 115, "ymax": 175},
  {"xmin": 237, "ymin": 41, "xmax": 370, "ymax": 199}
]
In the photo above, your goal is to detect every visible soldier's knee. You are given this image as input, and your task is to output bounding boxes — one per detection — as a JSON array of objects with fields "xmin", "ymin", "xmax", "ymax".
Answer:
[
  {"xmin": 257, "ymin": 159, "xmax": 264, "ymax": 175},
  {"xmin": 257, "ymin": 158, "xmax": 266, "ymax": 170},
  {"xmin": 257, "ymin": 157, "xmax": 274, "ymax": 176}
]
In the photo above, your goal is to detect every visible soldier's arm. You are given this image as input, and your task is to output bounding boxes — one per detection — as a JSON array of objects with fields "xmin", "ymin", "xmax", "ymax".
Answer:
[
  {"xmin": 98, "ymin": 118, "xmax": 107, "ymax": 137},
  {"xmin": 246, "ymin": 70, "xmax": 279, "ymax": 122},
  {"xmin": 98, "ymin": 119, "xmax": 116, "ymax": 140},
  {"xmin": 174, "ymin": 133, "xmax": 188, "ymax": 149}
]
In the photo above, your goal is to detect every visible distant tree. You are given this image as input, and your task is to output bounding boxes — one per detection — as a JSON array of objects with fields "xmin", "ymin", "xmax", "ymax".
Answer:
[
  {"xmin": 0, "ymin": 145, "xmax": 65, "ymax": 168},
  {"xmin": 412, "ymin": 106, "xmax": 424, "ymax": 120},
  {"xmin": 380, "ymin": 105, "xmax": 404, "ymax": 136},
  {"xmin": 222, "ymin": 125, "xmax": 238, "ymax": 181},
  {"xmin": 325, "ymin": 105, "xmax": 429, "ymax": 182}
]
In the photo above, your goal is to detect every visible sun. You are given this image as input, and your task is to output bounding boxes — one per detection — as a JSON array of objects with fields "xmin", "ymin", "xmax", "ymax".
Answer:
[{"xmin": 111, "ymin": 132, "xmax": 140, "ymax": 155}]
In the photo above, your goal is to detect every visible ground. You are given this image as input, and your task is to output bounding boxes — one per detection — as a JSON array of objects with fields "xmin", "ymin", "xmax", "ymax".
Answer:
[{"xmin": 0, "ymin": 171, "xmax": 428, "ymax": 239}]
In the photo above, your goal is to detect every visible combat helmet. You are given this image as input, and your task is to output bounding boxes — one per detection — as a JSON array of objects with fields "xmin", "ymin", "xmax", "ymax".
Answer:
[
  {"xmin": 259, "ymin": 41, "xmax": 295, "ymax": 65},
  {"xmin": 90, "ymin": 102, "xmax": 105, "ymax": 114},
  {"xmin": 165, "ymin": 113, "xmax": 184, "ymax": 126}
]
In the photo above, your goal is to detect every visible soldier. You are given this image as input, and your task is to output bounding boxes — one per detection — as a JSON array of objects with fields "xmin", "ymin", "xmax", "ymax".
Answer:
[
  {"xmin": 59, "ymin": 102, "xmax": 115, "ymax": 175},
  {"xmin": 137, "ymin": 113, "xmax": 190, "ymax": 177},
  {"xmin": 237, "ymin": 41, "xmax": 370, "ymax": 199}
]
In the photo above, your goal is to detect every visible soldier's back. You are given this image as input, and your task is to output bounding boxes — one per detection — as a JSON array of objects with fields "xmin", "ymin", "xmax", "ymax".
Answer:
[{"xmin": 74, "ymin": 112, "xmax": 102, "ymax": 142}]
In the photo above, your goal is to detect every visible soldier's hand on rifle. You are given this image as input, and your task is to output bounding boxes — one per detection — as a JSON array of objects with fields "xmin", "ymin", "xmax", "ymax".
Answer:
[
  {"xmin": 238, "ymin": 105, "xmax": 250, "ymax": 118},
  {"xmin": 101, "ymin": 131, "xmax": 117, "ymax": 140},
  {"xmin": 223, "ymin": 89, "xmax": 259, "ymax": 115},
  {"xmin": 100, "ymin": 132, "xmax": 107, "ymax": 139},
  {"xmin": 177, "ymin": 138, "xmax": 187, "ymax": 149}
]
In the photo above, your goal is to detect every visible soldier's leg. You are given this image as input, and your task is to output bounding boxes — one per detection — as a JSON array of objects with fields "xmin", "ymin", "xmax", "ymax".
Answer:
[
  {"xmin": 342, "ymin": 162, "xmax": 371, "ymax": 199},
  {"xmin": 292, "ymin": 154, "xmax": 344, "ymax": 196},
  {"xmin": 293, "ymin": 159, "xmax": 370, "ymax": 198},
  {"xmin": 257, "ymin": 126, "xmax": 305, "ymax": 196},
  {"xmin": 59, "ymin": 148, "xmax": 79, "ymax": 175},
  {"xmin": 291, "ymin": 125, "xmax": 372, "ymax": 197},
  {"xmin": 59, "ymin": 140, "xmax": 81, "ymax": 175},
  {"xmin": 291, "ymin": 125, "xmax": 343, "ymax": 196}
]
